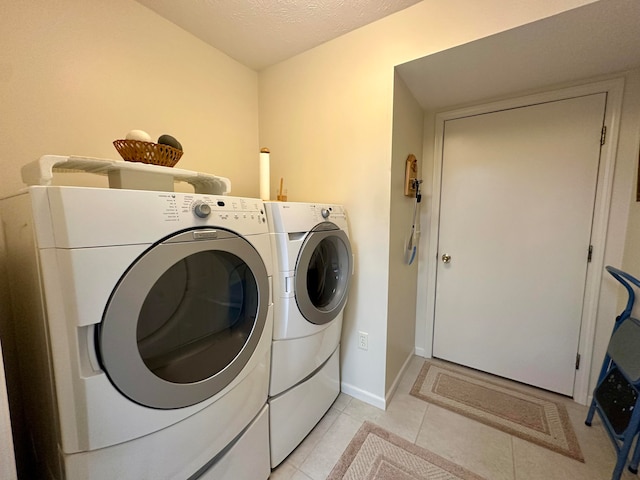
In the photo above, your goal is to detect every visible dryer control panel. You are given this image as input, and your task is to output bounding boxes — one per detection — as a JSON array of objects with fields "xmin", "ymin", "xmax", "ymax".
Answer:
[
  {"xmin": 310, "ymin": 204, "xmax": 346, "ymax": 223},
  {"xmin": 264, "ymin": 201, "xmax": 348, "ymax": 234}
]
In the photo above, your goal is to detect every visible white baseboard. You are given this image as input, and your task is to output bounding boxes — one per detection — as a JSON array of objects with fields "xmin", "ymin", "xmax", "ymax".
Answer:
[
  {"xmin": 414, "ymin": 346, "xmax": 427, "ymax": 358},
  {"xmin": 384, "ymin": 352, "xmax": 415, "ymax": 407},
  {"xmin": 340, "ymin": 382, "xmax": 385, "ymax": 410},
  {"xmin": 341, "ymin": 350, "xmax": 431, "ymax": 411}
]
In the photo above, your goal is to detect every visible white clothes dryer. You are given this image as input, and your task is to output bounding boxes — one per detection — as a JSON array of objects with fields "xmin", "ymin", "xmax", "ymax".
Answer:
[
  {"xmin": 0, "ymin": 186, "xmax": 273, "ymax": 480},
  {"xmin": 264, "ymin": 202, "xmax": 352, "ymax": 467}
]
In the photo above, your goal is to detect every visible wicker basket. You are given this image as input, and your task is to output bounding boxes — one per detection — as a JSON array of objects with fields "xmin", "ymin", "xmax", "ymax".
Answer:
[{"xmin": 113, "ymin": 139, "xmax": 183, "ymax": 167}]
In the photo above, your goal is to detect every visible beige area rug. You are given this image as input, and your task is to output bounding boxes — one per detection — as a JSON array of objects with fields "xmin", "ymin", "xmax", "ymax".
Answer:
[
  {"xmin": 410, "ymin": 361, "xmax": 584, "ymax": 462},
  {"xmin": 327, "ymin": 421, "xmax": 486, "ymax": 480}
]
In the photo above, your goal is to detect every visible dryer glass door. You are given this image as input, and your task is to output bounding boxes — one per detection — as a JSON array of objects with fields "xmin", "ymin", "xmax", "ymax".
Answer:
[
  {"xmin": 98, "ymin": 228, "xmax": 269, "ymax": 409},
  {"xmin": 294, "ymin": 222, "xmax": 352, "ymax": 325}
]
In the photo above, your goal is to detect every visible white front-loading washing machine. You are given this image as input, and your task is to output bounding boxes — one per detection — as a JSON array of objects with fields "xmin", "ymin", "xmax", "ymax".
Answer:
[
  {"xmin": 0, "ymin": 186, "xmax": 273, "ymax": 480},
  {"xmin": 264, "ymin": 202, "xmax": 353, "ymax": 467}
]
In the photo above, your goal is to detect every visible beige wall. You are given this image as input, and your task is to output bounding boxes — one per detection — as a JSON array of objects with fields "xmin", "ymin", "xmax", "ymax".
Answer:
[
  {"xmin": 259, "ymin": 0, "xmax": 596, "ymax": 405},
  {"xmin": 385, "ymin": 72, "xmax": 423, "ymax": 394},
  {"xmin": 621, "ymin": 73, "xmax": 640, "ymax": 276},
  {"xmin": 0, "ymin": 0, "xmax": 259, "ymax": 198}
]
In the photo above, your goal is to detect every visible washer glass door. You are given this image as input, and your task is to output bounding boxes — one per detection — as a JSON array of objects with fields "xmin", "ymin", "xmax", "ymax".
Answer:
[
  {"xmin": 98, "ymin": 228, "xmax": 269, "ymax": 409},
  {"xmin": 294, "ymin": 222, "xmax": 352, "ymax": 325}
]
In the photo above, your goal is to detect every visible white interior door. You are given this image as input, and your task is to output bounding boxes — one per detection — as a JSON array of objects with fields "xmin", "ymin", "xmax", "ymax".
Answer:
[{"xmin": 432, "ymin": 93, "xmax": 607, "ymax": 396}]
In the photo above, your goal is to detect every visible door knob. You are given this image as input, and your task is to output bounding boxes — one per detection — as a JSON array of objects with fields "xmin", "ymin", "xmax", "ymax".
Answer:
[{"xmin": 442, "ymin": 254, "xmax": 452, "ymax": 264}]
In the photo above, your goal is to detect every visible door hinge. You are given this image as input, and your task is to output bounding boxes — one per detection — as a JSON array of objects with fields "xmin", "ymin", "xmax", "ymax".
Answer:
[
  {"xmin": 587, "ymin": 245, "xmax": 593, "ymax": 263},
  {"xmin": 600, "ymin": 125, "xmax": 607, "ymax": 146},
  {"xmin": 576, "ymin": 353, "xmax": 581, "ymax": 370}
]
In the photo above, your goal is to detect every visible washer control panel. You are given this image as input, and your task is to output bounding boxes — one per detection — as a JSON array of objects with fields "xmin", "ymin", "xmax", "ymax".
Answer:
[
  {"xmin": 41, "ymin": 187, "xmax": 269, "ymax": 249},
  {"xmin": 155, "ymin": 193, "xmax": 267, "ymax": 231}
]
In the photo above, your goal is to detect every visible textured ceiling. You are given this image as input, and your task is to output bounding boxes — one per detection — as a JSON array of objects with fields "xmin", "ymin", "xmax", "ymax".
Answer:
[{"xmin": 135, "ymin": 0, "xmax": 422, "ymax": 70}]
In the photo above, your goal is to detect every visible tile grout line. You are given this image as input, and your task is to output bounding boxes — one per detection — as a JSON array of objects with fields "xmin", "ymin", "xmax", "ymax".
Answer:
[
  {"xmin": 280, "ymin": 406, "xmax": 344, "ymax": 480},
  {"xmin": 511, "ymin": 434, "xmax": 517, "ymax": 480},
  {"xmin": 324, "ymin": 409, "xmax": 346, "ymax": 477},
  {"xmin": 413, "ymin": 401, "xmax": 430, "ymax": 445},
  {"xmin": 302, "ymin": 409, "xmax": 344, "ymax": 480}
]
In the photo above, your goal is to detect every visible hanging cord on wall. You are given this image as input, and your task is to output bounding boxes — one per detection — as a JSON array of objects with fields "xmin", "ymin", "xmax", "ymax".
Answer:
[{"xmin": 405, "ymin": 179, "xmax": 422, "ymax": 265}]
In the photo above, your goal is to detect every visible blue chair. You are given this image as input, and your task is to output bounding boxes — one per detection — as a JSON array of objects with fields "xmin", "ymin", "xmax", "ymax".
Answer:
[{"xmin": 585, "ymin": 266, "xmax": 640, "ymax": 479}]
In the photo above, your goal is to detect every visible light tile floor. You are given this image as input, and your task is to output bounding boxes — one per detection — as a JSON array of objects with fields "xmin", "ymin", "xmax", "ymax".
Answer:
[{"xmin": 269, "ymin": 356, "xmax": 636, "ymax": 480}]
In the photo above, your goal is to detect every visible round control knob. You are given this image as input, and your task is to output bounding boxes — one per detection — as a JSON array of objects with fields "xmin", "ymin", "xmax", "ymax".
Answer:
[
  {"xmin": 193, "ymin": 202, "xmax": 211, "ymax": 218},
  {"xmin": 321, "ymin": 208, "xmax": 330, "ymax": 219}
]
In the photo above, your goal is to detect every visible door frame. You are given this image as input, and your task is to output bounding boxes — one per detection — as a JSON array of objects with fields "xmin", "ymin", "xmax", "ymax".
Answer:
[{"xmin": 424, "ymin": 78, "xmax": 625, "ymax": 404}]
